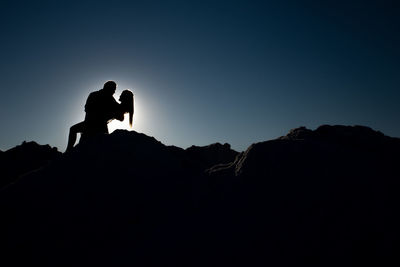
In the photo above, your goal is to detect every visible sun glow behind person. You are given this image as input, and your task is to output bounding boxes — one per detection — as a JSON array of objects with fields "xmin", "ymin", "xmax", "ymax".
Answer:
[
  {"xmin": 108, "ymin": 87, "xmax": 139, "ymax": 133},
  {"xmin": 69, "ymin": 80, "xmax": 151, "ymax": 141},
  {"xmin": 66, "ymin": 76, "xmax": 175, "ymax": 154},
  {"xmin": 108, "ymin": 91, "xmax": 135, "ymax": 133},
  {"xmin": 106, "ymin": 83, "xmax": 157, "ymax": 136}
]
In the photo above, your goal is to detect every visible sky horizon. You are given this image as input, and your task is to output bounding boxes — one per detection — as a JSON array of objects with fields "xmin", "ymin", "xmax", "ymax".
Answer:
[{"xmin": 1, "ymin": 0, "xmax": 399, "ymax": 152}]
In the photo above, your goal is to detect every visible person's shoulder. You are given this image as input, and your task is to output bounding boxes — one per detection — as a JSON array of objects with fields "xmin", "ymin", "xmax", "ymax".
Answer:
[
  {"xmin": 87, "ymin": 90, "xmax": 102, "ymax": 99},
  {"xmin": 91, "ymin": 89, "xmax": 102, "ymax": 95},
  {"xmin": 111, "ymin": 96, "xmax": 119, "ymax": 103}
]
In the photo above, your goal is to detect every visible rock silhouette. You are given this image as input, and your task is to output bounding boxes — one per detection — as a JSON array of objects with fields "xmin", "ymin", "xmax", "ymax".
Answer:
[
  {"xmin": 1, "ymin": 125, "xmax": 400, "ymax": 266},
  {"xmin": 0, "ymin": 141, "xmax": 61, "ymax": 188}
]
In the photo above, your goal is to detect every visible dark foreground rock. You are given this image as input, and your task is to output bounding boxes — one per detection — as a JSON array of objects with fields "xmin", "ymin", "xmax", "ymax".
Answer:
[
  {"xmin": 0, "ymin": 141, "xmax": 61, "ymax": 188},
  {"xmin": 1, "ymin": 126, "xmax": 400, "ymax": 266}
]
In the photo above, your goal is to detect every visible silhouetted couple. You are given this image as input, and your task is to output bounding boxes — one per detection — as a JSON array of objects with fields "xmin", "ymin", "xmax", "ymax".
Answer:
[{"xmin": 66, "ymin": 81, "xmax": 134, "ymax": 151}]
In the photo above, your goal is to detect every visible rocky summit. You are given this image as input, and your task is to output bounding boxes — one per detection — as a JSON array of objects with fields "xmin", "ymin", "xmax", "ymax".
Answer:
[{"xmin": 1, "ymin": 125, "xmax": 400, "ymax": 266}]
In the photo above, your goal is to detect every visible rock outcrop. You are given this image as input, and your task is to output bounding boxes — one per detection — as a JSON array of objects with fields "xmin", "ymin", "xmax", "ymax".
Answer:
[
  {"xmin": 185, "ymin": 142, "xmax": 238, "ymax": 170},
  {"xmin": 0, "ymin": 141, "xmax": 61, "ymax": 188},
  {"xmin": 1, "ymin": 126, "xmax": 400, "ymax": 266}
]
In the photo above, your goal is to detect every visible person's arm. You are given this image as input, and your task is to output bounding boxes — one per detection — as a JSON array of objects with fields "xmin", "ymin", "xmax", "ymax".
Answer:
[
  {"xmin": 114, "ymin": 102, "xmax": 125, "ymax": 121},
  {"xmin": 115, "ymin": 111, "xmax": 125, "ymax": 121},
  {"xmin": 107, "ymin": 98, "xmax": 125, "ymax": 121}
]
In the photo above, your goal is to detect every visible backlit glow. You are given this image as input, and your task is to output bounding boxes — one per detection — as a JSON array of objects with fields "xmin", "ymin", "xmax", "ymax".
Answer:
[
  {"xmin": 108, "ymin": 113, "xmax": 133, "ymax": 133},
  {"xmin": 108, "ymin": 90, "xmax": 144, "ymax": 133},
  {"xmin": 68, "ymin": 80, "xmax": 156, "ymax": 146}
]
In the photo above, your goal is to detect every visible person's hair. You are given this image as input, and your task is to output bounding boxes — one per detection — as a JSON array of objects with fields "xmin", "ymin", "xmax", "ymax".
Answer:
[
  {"xmin": 120, "ymin": 90, "xmax": 134, "ymax": 127},
  {"xmin": 103, "ymin": 81, "xmax": 116, "ymax": 91}
]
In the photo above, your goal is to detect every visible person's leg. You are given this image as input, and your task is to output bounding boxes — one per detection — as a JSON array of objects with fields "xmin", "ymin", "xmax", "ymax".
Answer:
[
  {"xmin": 80, "ymin": 122, "xmax": 108, "ymax": 144},
  {"xmin": 66, "ymin": 122, "xmax": 85, "ymax": 152}
]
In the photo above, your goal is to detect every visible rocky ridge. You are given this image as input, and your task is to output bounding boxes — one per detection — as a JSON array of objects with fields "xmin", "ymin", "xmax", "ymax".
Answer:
[{"xmin": 1, "ymin": 125, "xmax": 400, "ymax": 266}]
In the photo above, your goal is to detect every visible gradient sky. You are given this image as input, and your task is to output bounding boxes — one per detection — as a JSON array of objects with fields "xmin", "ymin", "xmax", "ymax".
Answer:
[{"xmin": 1, "ymin": 0, "xmax": 399, "ymax": 152}]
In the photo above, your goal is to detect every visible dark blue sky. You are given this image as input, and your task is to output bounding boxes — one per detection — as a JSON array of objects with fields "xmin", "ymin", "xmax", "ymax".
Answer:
[{"xmin": 1, "ymin": 0, "xmax": 399, "ymax": 152}]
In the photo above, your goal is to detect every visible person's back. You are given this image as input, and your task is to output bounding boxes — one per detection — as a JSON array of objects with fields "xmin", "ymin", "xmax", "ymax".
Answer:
[
  {"xmin": 66, "ymin": 81, "xmax": 119, "ymax": 151},
  {"xmin": 82, "ymin": 82, "xmax": 119, "ymax": 138}
]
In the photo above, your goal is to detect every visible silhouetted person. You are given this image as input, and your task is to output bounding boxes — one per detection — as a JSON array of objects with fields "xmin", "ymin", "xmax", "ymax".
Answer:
[
  {"xmin": 113, "ymin": 89, "xmax": 134, "ymax": 126},
  {"xmin": 66, "ymin": 81, "xmax": 134, "ymax": 152}
]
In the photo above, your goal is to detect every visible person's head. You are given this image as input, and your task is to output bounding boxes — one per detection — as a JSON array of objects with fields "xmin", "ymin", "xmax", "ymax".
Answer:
[
  {"xmin": 103, "ymin": 81, "xmax": 117, "ymax": 95},
  {"xmin": 119, "ymin": 89, "xmax": 134, "ymax": 127}
]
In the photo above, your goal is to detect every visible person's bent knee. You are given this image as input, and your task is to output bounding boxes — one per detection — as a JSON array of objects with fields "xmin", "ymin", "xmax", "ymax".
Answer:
[
  {"xmin": 70, "ymin": 122, "xmax": 85, "ymax": 134},
  {"xmin": 70, "ymin": 125, "xmax": 79, "ymax": 133}
]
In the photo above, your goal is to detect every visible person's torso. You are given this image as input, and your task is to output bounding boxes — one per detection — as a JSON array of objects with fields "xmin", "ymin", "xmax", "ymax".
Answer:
[{"xmin": 84, "ymin": 90, "xmax": 119, "ymax": 123}]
